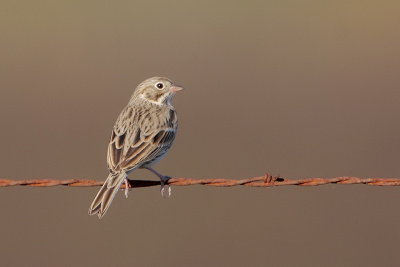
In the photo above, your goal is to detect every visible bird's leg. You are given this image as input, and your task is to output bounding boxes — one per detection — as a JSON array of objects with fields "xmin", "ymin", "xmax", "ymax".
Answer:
[{"xmin": 143, "ymin": 166, "xmax": 171, "ymax": 197}]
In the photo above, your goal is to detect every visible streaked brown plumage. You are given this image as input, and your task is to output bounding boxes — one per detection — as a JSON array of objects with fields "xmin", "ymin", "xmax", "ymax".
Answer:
[{"xmin": 88, "ymin": 77, "xmax": 183, "ymax": 218}]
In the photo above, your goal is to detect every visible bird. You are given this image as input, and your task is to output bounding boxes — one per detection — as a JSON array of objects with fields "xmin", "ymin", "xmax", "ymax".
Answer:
[{"xmin": 88, "ymin": 77, "xmax": 183, "ymax": 218}]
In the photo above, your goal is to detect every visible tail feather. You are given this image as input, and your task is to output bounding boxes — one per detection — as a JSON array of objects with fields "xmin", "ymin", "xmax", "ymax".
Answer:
[{"xmin": 88, "ymin": 172, "xmax": 127, "ymax": 218}]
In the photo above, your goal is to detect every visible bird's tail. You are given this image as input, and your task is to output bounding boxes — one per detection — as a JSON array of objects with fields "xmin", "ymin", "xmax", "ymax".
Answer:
[{"xmin": 88, "ymin": 172, "xmax": 127, "ymax": 218}]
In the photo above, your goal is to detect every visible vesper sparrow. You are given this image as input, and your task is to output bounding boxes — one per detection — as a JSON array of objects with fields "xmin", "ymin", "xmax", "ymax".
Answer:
[{"xmin": 88, "ymin": 77, "xmax": 183, "ymax": 218}]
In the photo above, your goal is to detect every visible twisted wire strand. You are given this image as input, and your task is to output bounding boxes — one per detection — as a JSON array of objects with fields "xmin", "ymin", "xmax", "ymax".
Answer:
[{"xmin": 0, "ymin": 174, "xmax": 399, "ymax": 188}]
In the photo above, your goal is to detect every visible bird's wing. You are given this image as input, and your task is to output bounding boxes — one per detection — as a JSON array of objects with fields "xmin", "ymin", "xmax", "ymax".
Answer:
[{"xmin": 107, "ymin": 107, "xmax": 177, "ymax": 172}]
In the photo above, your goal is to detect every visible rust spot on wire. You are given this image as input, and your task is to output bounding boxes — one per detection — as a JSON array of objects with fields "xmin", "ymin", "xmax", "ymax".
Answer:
[{"xmin": 0, "ymin": 174, "xmax": 399, "ymax": 188}]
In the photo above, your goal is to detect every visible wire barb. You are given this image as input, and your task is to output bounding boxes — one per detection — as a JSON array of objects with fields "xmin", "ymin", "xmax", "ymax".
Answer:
[{"xmin": 0, "ymin": 174, "xmax": 399, "ymax": 188}]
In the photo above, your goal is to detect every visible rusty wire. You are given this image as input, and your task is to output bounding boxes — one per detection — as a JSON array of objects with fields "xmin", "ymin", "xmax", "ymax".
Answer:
[{"xmin": 0, "ymin": 174, "xmax": 399, "ymax": 188}]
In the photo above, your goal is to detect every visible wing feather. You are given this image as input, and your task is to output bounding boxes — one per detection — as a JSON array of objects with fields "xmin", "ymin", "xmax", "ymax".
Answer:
[{"xmin": 107, "ymin": 106, "xmax": 177, "ymax": 173}]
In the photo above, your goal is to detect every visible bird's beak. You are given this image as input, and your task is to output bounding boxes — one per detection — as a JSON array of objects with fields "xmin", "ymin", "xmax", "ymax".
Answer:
[{"xmin": 170, "ymin": 85, "xmax": 184, "ymax": 92}]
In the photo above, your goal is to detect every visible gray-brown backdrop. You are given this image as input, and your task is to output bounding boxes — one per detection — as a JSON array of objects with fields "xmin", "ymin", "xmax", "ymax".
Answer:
[{"xmin": 1, "ymin": 1, "xmax": 400, "ymax": 266}]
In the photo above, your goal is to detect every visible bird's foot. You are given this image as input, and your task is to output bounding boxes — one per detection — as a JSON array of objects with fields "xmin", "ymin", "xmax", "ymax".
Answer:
[
  {"xmin": 124, "ymin": 178, "xmax": 131, "ymax": 198},
  {"xmin": 160, "ymin": 176, "xmax": 172, "ymax": 198}
]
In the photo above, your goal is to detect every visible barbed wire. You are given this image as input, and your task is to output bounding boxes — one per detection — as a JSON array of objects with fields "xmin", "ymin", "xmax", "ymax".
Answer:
[{"xmin": 0, "ymin": 174, "xmax": 399, "ymax": 188}]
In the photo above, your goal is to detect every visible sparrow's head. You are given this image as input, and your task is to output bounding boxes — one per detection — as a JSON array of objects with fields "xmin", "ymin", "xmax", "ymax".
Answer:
[{"xmin": 133, "ymin": 77, "xmax": 183, "ymax": 106}]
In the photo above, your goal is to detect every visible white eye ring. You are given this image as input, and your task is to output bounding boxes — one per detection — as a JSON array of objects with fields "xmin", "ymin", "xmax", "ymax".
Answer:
[{"xmin": 155, "ymin": 82, "xmax": 164, "ymax": 89}]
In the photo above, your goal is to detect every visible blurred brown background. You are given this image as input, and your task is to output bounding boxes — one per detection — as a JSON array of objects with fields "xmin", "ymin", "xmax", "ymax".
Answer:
[{"xmin": 1, "ymin": 0, "xmax": 400, "ymax": 266}]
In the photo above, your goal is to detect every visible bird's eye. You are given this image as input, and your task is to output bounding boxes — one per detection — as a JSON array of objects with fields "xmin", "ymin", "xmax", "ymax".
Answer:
[{"xmin": 156, "ymin": 82, "xmax": 164, "ymax": 89}]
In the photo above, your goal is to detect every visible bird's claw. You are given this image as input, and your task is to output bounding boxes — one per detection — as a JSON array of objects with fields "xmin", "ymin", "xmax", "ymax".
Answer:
[
  {"xmin": 124, "ymin": 178, "xmax": 131, "ymax": 198},
  {"xmin": 160, "ymin": 176, "xmax": 172, "ymax": 198}
]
